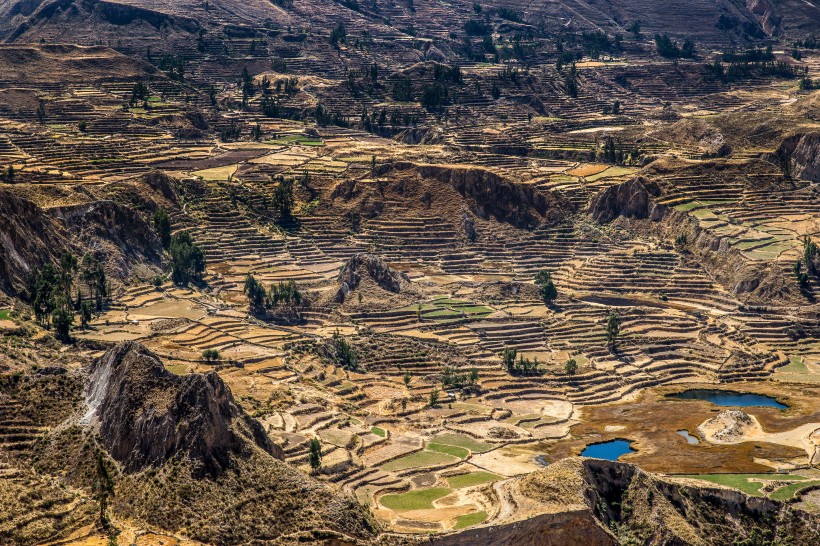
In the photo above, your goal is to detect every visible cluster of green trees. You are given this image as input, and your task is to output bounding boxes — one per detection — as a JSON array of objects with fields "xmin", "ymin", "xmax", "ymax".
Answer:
[
  {"xmin": 28, "ymin": 253, "xmax": 110, "ymax": 342},
  {"xmin": 799, "ymin": 77, "xmax": 818, "ymax": 91},
  {"xmin": 155, "ymin": 54, "xmax": 185, "ymax": 82},
  {"xmin": 243, "ymin": 274, "xmax": 303, "ymax": 316},
  {"xmin": 202, "ymin": 349, "xmax": 221, "ymax": 363},
  {"xmin": 169, "ymin": 232, "xmax": 206, "ymax": 286},
  {"xmin": 330, "ymin": 330, "xmax": 358, "ymax": 371},
  {"xmin": 704, "ymin": 58, "xmax": 805, "ymax": 83},
  {"xmin": 793, "ymin": 36, "xmax": 819, "ymax": 49},
  {"xmin": 563, "ymin": 63, "xmax": 579, "ymax": 98},
  {"xmin": 220, "ymin": 123, "xmax": 241, "ymax": 142},
  {"xmin": 330, "ymin": 23, "xmax": 347, "ymax": 47},
  {"xmin": 597, "ymin": 137, "xmax": 641, "ymax": 165},
  {"xmin": 271, "ymin": 175, "xmax": 295, "ymax": 219},
  {"xmin": 655, "ymin": 34, "xmax": 696, "ymax": 59},
  {"xmin": 535, "ymin": 270, "xmax": 557, "ymax": 306},
  {"xmin": 441, "ymin": 366, "xmax": 479, "ymax": 389},
  {"xmin": 130, "ymin": 81, "xmax": 150, "ymax": 107},
  {"xmin": 360, "ymin": 108, "xmax": 420, "ymax": 132},
  {"xmin": 501, "ymin": 347, "xmax": 543, "ymax": 376},
  {"xmin": 314, "ymin": 103, "xmax": 347, "ymax": 127}
]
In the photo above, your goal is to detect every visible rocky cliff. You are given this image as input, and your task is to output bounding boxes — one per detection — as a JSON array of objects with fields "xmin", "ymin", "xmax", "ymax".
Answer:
[
  {"xmin": 84, "ymin": 342, "xmax": 281, "ymax": 476},
  {"xmin": 0, "ymin": 189, "xmax": 67, "ymax": 296},
  {"xmin": 778, "ymin": 132, "xmax": 820, "ymax": 183}
]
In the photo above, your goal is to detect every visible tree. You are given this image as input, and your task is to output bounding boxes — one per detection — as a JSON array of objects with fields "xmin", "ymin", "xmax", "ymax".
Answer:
[
  {"xmin": 429, "ymin": 389, "xmax": 440, "ymax": 407},
  {"xmin": 331, "ymin": 330, "xmax": 358, "ymax": 370},
  {"xmin": 469, "ymin": 367, "xmax": 479, "ymax": 384},
  {"xmin": 272, "ymin": 176, "xmax": 295, "ymax": 219},
  {"xmin": 309, "ymin": 438, "xmax": 322, "ymax": 471},
  {"xmin": 565, "ymin": 358, "xmax": 578, "ymax": 376},
  {"xmin": 535, "ymin": 270, "xmax": 557, "ymax": 306},
  {"xmin": 243, "ymin": 274, "xmax": 267, "ymax": 316},
  {"xmin": 93, "ymin": 452, "xmax": 115, "ymax": 529},
  {"xmin": 564, "ymin": 63, "xmax": 579, "ymax": 98},
  {"xmin": 330, "ymin": 23, "xmax": 347, "ymax": 47},
  {"xmin": 153, "ymin": 208, "xmax": 171, "ymax": 249},
  {"xmin": 36, "ymin": 100, "xmax": 46, "ymax": 123},
  {"xmin": 501, "ymin": 347, "xmax": 517, "ymax": 372},
  {"xmin": 803, "ymin": 236, "xmax": 817, "ymax": 275},
  {"xmin": 80, "ymin": 300, "xmax": 93, "ymax": 330},
  {"xmin": 169, "ymin": 232, "xmax": 206, "ymax": 286},
  {"xmin": 51, "ymin": 297, "xmax": 73, "ymax": 342},
  {"xmin": 202, "ymin": 349, "xmax": 221, "ymax": 363},
  {"xmin": 606, "ymin": 309, "xmax": 621, "ymax": 347},
  {"xmin": 403, "ymin": 370, "xmax": 412, "ymax": 387}
]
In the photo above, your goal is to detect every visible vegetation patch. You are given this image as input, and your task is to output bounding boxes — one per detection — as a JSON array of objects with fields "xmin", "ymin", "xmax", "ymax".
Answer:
[
  {"xmin": 379, "ymin": 487, "xmax": 452, "ymax": 511},
  {"xmin": 770, "ymin": 480, "xmax": 820, "ymax": 501},
  {"xmin": 447, "ymin": 471, "xmax": 502, "ymax": 489},
  {"xmin": 427, "ymin": 443, "xmax": 469, "ymax": 459},
  {"xmin": 431, "ymin": 434, "xmax": 494, "ymax": 453},
  {"xmin": 371, "ymin": 426, "xmax": 386, "ymax": 437},
  {"xmin": 454, "ymin": 511, "xmax": 487, "ymax": 529},
  {"xmin": 380, "ymin": 450, "xmax": 460, "ymax": 471}
]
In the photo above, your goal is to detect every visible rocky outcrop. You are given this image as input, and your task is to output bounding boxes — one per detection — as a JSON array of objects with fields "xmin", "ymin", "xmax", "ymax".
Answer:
[
  {"xmin": 746, "ymin": 0, "xmax": 781, "ymax": 35},
  {"xmin": 50, "ymin": 199, "xmax": 164, "ymax": 279},
  {"xmin": 0, "ymin": 190, "xmax": 67, "ymax": 296},
  {"xmin": 415, "ymin": 164, "xmax": 566, "ymax": 228},
  {"xmin": 336, "ymin": 253, "xmax": 408, "ymax": 303},
  {"xmin": 589, "ymin": 177, "xmax": 667, "ymax": 223},
  {"xmin": 84, "ymin": 342, "xmax": 281, "ymax": 476},
  {"xmin": 777, "ymin": 133, "xmax": 820, "ymax": 183}
]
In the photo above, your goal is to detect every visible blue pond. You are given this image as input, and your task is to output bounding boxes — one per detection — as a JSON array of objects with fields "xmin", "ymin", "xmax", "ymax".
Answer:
[
  {"xmin": 581, "ymin": 439, "xmax": 635, "ymax": 461},
  {"xmin": 669, "ymin": 389, "xmax": 787, "ymax": 409}
]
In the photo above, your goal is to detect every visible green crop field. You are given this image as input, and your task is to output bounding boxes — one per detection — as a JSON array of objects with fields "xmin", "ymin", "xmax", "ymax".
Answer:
[
  {"xmin": 447, "ymin": 471, "xmax": 502, "ymax": 489},
  {"xmin": 431, "ymin": 433, "xmax": 494, "ymax": 453},
  {"xmin": 379, "ymin": 487, "xmax": 452, "ymax": 510},
  {"xmin": 427, "ymin": 443, "xmax": 469, "ymax": 459},
  {"xmin": 380, "ymin": 450, "xmax": 460, "ymax": 471},
  {"xmin": 454, "ymin": 511, "xmax": 487, "ymax": 529}
]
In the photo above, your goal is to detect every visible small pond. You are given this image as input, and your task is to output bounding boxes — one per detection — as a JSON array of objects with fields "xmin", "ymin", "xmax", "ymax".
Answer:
[
  {"xmin": 668, "ymin": 389, "xmax": 787, "ymax": 409},
  {"xmin": 676, "ymin": 430, "xmax": 700, "ymax": 444},
  {"xmin": 581, "ymin": 439, "xmax": 635, "ymax": 461}
]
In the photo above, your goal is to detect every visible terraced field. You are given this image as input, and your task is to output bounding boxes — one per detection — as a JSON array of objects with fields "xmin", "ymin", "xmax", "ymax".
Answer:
[{"xmin": 2, "ymin": 8, "xmax": 820, "ymax": 540}]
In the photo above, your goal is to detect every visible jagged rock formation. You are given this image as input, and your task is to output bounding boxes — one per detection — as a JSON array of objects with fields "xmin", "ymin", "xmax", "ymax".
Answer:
[
  {"xmin": 336, "ymin": 253, "xmax": 408, "ymax": 303},
  {"xmin": 0, "ymin": 189, "xmax": 66, "ymax": 296},
  {"xmin": 778, "ymin": 133, "xmax": 820, "ymax": 182},
  {"xmin": 589, "ymin": 177, "xmax": 667, "ymax": 223},
  {"xmin": 0, "ymin": 188, "xmax": 163, "ymax": 296},
  {"xmin": 84, "ymin": 341, "xmax": 281, "ymax": 476},
  {"xmin": 429, "ymin": 458, "xmax": 820, "ymax": 545},
  {"xmin": 416, "ymin": 163, "xmax": 566, "ymax": 228}
]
